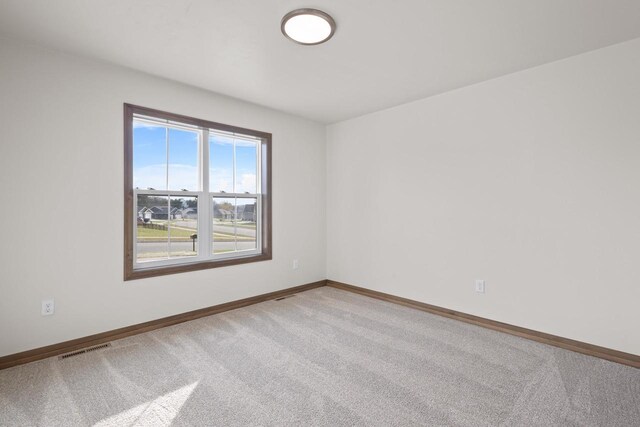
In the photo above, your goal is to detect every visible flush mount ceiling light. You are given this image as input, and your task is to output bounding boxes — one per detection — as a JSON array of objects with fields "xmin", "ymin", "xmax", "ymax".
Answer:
[{"xmin": 281, "ymin": 8, "xmax": 336, "ymax": 45}]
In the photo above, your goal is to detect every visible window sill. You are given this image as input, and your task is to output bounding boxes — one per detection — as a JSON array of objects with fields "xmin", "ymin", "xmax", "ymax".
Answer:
[{"xmin": 125, "ymin": 252, "xmax": 272, "ymax": 281}]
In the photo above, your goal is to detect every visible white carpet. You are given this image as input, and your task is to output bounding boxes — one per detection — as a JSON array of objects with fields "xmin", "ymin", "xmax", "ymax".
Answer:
[{"xmin": 1, "ymin": 287, "xmax": 638, "ymax": 426}]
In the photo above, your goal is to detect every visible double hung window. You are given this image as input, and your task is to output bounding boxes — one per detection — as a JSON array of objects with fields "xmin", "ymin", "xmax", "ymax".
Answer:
[{"xmin": 124, "ymin": 104, "xmax": 271, "ymax": 280}]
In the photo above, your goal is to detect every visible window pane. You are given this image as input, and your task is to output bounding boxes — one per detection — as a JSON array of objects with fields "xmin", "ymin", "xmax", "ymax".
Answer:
[
  {"xmin": 212, "ymin": 197, "xmax": 236, "ymax": 254},
  {"xmin": 236, "ymin": 197, "xmax": 257, "ymax": 251},
  {"xmin": 209, "ymin": 134, "xmax": 234, "ymax": 193},
  {"xmin": 168, "ymin": 128, "xmax": 199, "ymax": 191},
  {"xmin": 235, "ymin": 139, "xmax": 258, "ymax": 193},
  {"xmin": 169, "ymin": 196, "xmax": 198, "ymax": 258},
  {"xmin": 133, "ymin": 121, "xmax": 167, "ymax": 190},
  {"xmin": 212, "ymin": 197, "xmax": 257, "ymax": 254},
  {"xmin": 136, "ymin": 194, "xmax": 168, "ymax": 262}
]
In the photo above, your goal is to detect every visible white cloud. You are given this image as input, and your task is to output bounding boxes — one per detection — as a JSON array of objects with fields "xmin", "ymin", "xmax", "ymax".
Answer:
[
  {"xmin": 133, "ymin": 120, "xmax": 163, "ymax": 130},
  {"xmin": 236, "ymin": 173, "xmax": 257, "ymax": 193},
  {"xmin": 209, "ymin": 170, "xmax": 256, "ymax": 193},
  {"xmin": 209, "ymin": 168, "xmax": 233, "ymax": 193},
  {"xmin": 134, "ymin": 165, "xmax": 256, "ymax": 193},
  {"xmin": 134, "ymin": 164, "xmax": 198, "ymax": 191}
]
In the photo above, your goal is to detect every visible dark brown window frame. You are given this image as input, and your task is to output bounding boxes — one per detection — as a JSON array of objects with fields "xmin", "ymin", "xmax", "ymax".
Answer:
[{"xmin": 124, "ymin": 104, "xmax": 272, "ymax": 281}]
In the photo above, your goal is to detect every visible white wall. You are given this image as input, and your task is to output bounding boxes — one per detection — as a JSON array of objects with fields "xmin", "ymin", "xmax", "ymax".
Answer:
[
  {"xmin": 327, "ymin": 38, "xmax": 640, "ymax": 355},
  {"xmin": 2, "ymin": 34, "xmax": 638, "ymax": 359},
  {"xmin": 0, "ymin": 37, "xmax": 326, "ymax": 357}
]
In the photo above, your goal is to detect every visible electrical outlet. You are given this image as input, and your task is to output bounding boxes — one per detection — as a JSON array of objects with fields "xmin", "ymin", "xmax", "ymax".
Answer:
[
  {"xmin": 292, "ymin": 259, "xmax": 299, "ymax": 270},
  {"xmin": 475, "ymin": 280, "xmax": 485, "ymax": 293},
  {"xmin": 42, "ymin": 299, "xmax": 55, "ymax": 316}
]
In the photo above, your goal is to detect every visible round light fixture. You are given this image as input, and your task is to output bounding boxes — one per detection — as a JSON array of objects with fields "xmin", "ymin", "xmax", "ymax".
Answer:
[{"xmin": 281, "ymin": 8, "xmax": 336, "ymax": 45}]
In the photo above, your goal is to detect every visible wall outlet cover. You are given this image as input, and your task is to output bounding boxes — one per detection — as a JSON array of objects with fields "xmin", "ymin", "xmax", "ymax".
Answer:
[{"xmin": 42, "ymin": 299, "xmax": 55, "ymax": 315}]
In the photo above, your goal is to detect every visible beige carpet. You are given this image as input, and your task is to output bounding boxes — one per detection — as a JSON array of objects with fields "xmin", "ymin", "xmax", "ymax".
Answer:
[{"xmin": 1, "ymin": 286, "xmax": 639, "ymax": 426}]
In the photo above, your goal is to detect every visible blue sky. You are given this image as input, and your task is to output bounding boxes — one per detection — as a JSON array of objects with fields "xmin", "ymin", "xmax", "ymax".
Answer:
[{"xmin": 133, "ymin": 121, "xmax": 257, "ymax": 192}]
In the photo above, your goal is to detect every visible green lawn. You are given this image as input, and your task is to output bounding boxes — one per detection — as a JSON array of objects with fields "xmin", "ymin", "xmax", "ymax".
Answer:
[
  {"xmin": 137, "ymin": 226, "xmax": 254, "ymax": 242},
  {"xmin": 137, "ymin": 226, "xmax": 194, "ymax": 239},
  {"xmin": 214, "ymin": 220, "xmax": 256, "ymax": 229},
  {"xmin": 234, "ymin": 223, "xmax": 257, "ymax": 229}
]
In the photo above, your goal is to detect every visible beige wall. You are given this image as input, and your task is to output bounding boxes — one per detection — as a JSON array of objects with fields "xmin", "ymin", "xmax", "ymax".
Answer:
[
  {"xmin": 327, "ymin": 38, "xmax": 640, "ymax": 355},
  {"xmin": 0, "ymin": 37, "xmax": 327, "ymax": 357}
]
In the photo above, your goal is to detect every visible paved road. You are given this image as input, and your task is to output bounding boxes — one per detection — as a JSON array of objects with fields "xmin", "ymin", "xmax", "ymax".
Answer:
[
  {"xmin": 156, "ymin": 220, "xmax": 256, "ymax": 238},
  {"xmin": 213, "ymin": 224, "xmax": 256, "ymax": 238}
]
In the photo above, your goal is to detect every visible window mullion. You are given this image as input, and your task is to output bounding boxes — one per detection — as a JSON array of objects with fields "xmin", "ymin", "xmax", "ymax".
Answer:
[
  {"xmin": 165, "ymin": 127, "xmax": 169, "ymax": 192},
  {"xmin": 167, "ymin": 196, "xmax": 172, "ymax": 257},
  {"xmin": 257, "ymin": 196, "xmax": 262, "ymax": 252},
  {"xmin": 232, "ymin": 137, "xmax": 236, "ymax": 193},
  {"xmin": 199, "ymin": 129, "xmax": 211, "ymax": 259},
  {"xmin": 234, "ymin": 197, "xmax": 238, "ymax": 252},
  {"xmin": 256, "ymin": 139, "xmax": 262, "ymax": 252},
  {"xmin": 210, "ymin": 192, "xmax": 258, "ymax": 198}
]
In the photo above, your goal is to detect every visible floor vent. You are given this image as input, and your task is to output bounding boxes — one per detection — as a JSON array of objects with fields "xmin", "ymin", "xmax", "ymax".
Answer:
[
  {"xmin": 58, "ymin": 343, "xmax": 111, "ymax": 360},
  {"xmin": 275, "ymin": 294, "xmax": 296, "ymax": 301}
]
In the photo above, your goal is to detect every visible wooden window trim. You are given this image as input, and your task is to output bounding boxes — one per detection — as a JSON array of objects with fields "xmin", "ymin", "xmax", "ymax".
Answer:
[{"xmin": 123, "ymin": 104, "xmax": 272, "ymax": 281}]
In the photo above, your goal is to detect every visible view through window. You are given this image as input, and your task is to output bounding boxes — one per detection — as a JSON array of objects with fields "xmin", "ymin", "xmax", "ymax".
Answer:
[{"xmin": 124, "ymin": 105, "xmax": 271, "ymax": 280}]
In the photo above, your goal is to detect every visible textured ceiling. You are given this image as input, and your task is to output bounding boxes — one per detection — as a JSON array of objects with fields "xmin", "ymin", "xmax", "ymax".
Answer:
[{"xmin": 1, "ymin": 0, "xmax": 640, "ymax": 123}]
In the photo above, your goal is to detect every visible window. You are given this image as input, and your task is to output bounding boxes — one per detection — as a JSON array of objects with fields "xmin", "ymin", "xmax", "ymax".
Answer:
[{"xmin": 124, "ymin": 104, "xmax": 271, "ymax": 280}]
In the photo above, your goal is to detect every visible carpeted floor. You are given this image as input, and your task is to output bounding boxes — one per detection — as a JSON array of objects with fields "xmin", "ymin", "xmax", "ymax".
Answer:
[{"xmin": 0, "ymin": 286, "xmax": 638, "ymax": 426}]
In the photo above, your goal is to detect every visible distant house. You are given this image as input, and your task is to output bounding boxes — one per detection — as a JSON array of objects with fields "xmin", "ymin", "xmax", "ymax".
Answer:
[
  {"xmin": 212, "ymin": 202, "xmax": 256, "ymax": 221},
  {"xmin": 148, "ymin": 206, "xmax": 178, "ymax": 220},
  {"xmin": 179, "ymin": 207, "xmax": 198, "ymax": 219},
  {"xmin": 237, "ymin": 203, "xmax": 256, "ymax": 222},
  {"xmin": 138, "ymin": 207, "xmax": 153, "ymax": 222},
  {"xmin": 213, "ymin": 206, "xmax": 234, "ymax": 221}
]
